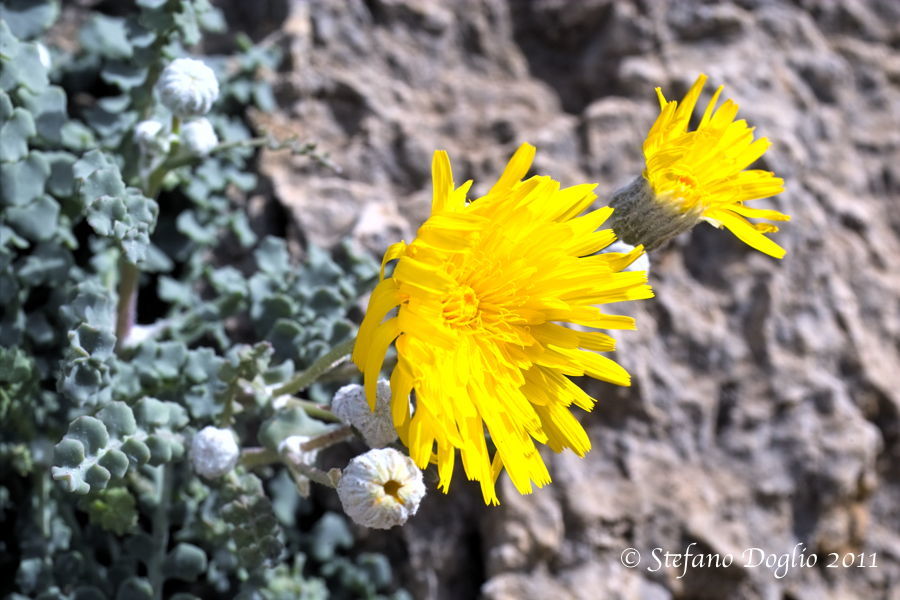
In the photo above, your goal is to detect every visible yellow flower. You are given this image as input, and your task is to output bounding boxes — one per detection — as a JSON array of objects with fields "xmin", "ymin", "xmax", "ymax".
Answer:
[
  {"xmin": 611, "ymin": 73, "xmax": 789, "ymax": 257},
  {"xmin": 352, "ymin": 143, "xmax": 653, "ymax": 505}
]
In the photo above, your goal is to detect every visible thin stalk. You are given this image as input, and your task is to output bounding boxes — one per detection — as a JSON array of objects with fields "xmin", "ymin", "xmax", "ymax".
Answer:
[
  {"xmin": 217, "ymin": 380, "xmax": 240, "ymax": 428},
  {"xmin": 299, "ymin": 425, "xmax": 353, "ymax": 451},
  {"xmin": 159, "ymin": 136, "xmax": 338, "ymax": 174},
  {"xmin": 271, "ymin": 338, "xmax": 355, "ymax": 397},
  {"xmin": 286, "ymin": 461, "xmax": 342, "ymax": 489},
  {"xmin": 117, "ymin": 115, "xmax": 182, "ymax": 352},
  {"xmin": 239, "ymin": 426, "xmax": 354, "ymax": 470},
  {"xmin": 148, "ymin": 465, "xmax": 172, "ymax": 600},
  {"xmin": 283, "ymin": 398, "xmax": 342, "ymax": 423},
  {"xmin": 239, "ymin": 447, "xmax": 280, "ymax": 469},
  {"xmin": 115, "ymin": 259, "xmax": 140, "ymax": 353},
  {"xmin": 36, "ymin": 471, "xmax": 49, "ymax": 562}
]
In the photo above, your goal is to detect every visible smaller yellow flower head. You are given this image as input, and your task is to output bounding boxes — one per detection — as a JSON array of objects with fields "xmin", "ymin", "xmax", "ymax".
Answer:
[
  {"xmin": 644, "ymin": 73, "xmax": 789, "ymax": 257},
  {"xmin": 353, "ymin": 143, "xmax": 653, "ymax": 505}
]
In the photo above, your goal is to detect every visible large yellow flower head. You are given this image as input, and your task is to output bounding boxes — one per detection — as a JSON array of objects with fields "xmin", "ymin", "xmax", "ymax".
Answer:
[
  {"xmin": 610, "ymin": 73, "xmax": 789, "ymax": 257},
  {"xmin": 352, "ymin": 143, "xmax": 653, "ymax": 505}
]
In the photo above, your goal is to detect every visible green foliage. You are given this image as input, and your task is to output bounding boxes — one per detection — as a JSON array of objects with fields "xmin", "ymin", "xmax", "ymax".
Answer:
[
  {"xmin": 82, "ymin": 487, "xmax": 139, "ymax": 535},
  {"xmin": 51, "ymin": 399, "xmax": 187, "ymax": 494},
  {"xmin": 76, "ymin": 150, "xmax": 159, "ymax": 265},
  {"xmin": 0, "ymin": 106, "xmax": 35, "ymax": 161},
  {"xmin": 0, "ymin": 20, "xmax": 49, "ymax": 92},
  {"xmin": 220, "ymin": 473, "xmax": 285, "ymax": 572},
  {"xmin": 163, "ymin": 543, "xmax": 208, "ymax": 582},
  {"xmin": 0, "ymin": 3, "xmax": 405, "ymax": 599},
  {"xmin": 250, "ymin": 238, "xmax": 372, "ymax": 365},
  {"xmin": 58, "ymin": 280, "xmax": 118, "ymax": 408},
  {"xmin": 308, "ymin": 512, "xmax": 354, "ymax": 562},
  {"xmin": 0, "ymin": 0, "xmax": 58, "ymax": 40},
  {"xmin": 0, "ymin": 347, "xmax": 37, "ymax": 420},
  {"xmin": 239, "ymin": 556, "xmax": 329, "ymax": 600}
]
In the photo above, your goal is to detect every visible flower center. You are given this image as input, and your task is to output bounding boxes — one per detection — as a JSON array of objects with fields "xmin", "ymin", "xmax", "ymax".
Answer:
[
  {"xmin": 661, "ymin": 169, "xmax": 705, "ymax": 212},
  {"xmin": 675, "ymin": 173, "xmax": 696, "ymax": 188},
  {"xmin": 442, "ymin": 284, "xmax": 480, "ymax": 328},
  {"xmin": 382, "ymin": 479, "xmax": 402, "ymax": 501}
]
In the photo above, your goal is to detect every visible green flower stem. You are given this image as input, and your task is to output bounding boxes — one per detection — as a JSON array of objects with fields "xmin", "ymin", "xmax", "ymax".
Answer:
[
  {"xmin": 218, "ymin": 380, "xmax": 240, "ymax": 428},
  {"xmin": 240, "ymin": 447, "xmax": 279, "ymax": 469},
  {"xmin": 120, "ymin": 119, "xmax": 187, "ymax": 349},
  {"xmin": 36, "ymin": 471, "xmax": 49, "ymax": 556},
  {"xmin": 159, "ymin": 136, "xmax": 338, "ymax": 174},
  {"xmin": 148, "ymin": 464, "xmax": 172, "ymax": 600},
  {"xmin": 284, "ymin": 398, "xmax": 342, "ymax": 423},
  {"xmin": 242, "ymin": 425, "xmax": 354, "ymax": 464},
  {"xmin": 114, "ymin": 259, "xmax": 140, "ymax": 353},
  {"xmin": 271, "ymin": 338, "xmax": 356, "ymax": 397},
  {"xmin": 286, "ymin": 460, "xmax": 342, "ymax": 489},
  {"xmin": 281, "ymin": 428, "xmax": 351, "ymax": 489},
  {"xmin": 240, "ymin": 425, "xmax": 353, "ymax": 470},
  {"xmin": 145, "ymin": 140, "xmax": 180, "ymax": 199},
  {"xmin": 300, "ymin": 425, "xmax": 354, "ymax": 451}
]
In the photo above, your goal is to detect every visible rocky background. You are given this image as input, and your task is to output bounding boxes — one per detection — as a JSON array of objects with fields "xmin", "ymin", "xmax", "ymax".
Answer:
[{"xmin": 226, "ymin": 1, "xmax": 900, "ymax": 598}]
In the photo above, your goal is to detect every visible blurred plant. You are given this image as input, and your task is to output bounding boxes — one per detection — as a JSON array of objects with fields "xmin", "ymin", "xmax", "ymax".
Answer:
[{"xmin": 0, "ymin": 1, "xmax": 408, "ymax": 598}]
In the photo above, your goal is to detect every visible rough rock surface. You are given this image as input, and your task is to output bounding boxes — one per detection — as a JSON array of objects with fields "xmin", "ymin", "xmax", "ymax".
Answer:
[{"xmin": 246, "ymin": 0, "xmax": 900, "ymax": 597}]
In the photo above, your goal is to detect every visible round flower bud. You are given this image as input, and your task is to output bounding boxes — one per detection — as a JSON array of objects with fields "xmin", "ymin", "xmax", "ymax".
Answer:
[
  {"xmin": 607, "ymin": 176, "xmax": 701, "ymax": 252},
  {"xmin": 604, "ymin": 240, "xmax": 650, "ymax": 274},
  {"xmin": 331, "ymin": 381, "xmax": 398, "ymax": 448},
  {"xmin": 191, "ymin": 426, "xmax": 239, "ymax": 479},
  {"xmin": 337, "ymin": 448, "xmax": 425, "ymax": 529},
  {"xmin": 134, "ymin": 119, "xmax": 170, "ymax": 155},
  {"xmin": 156, "ymin": 58, "xmax": 219, "ymax": 118},
  {"xmin": 180, "ymin": 118, "xmax": 218, "ymax": 156}
]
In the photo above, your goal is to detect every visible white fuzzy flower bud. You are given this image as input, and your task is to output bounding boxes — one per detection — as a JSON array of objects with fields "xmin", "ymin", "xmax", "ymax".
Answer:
[
  {"xmin": 604, "ymin": 240, "xmax": 650, "ymax": 274},
  {"xmin": 134, "ymin": 119, "xmax": 170, "ymax": 155},
  {"xmin": 156, "ymin": 58, "xmax": 219, "ymax": 118},
  {"xmin": 608, "ymin": 175, "xmax": 702, "ymax": 252},
  {"xmin": 180, "ymin": 118, "xmax": 218, "ymax": 156},
  {"xmin": 337, "ymin": 448, "xmax": 425, "ymax": 529},
  {"xmin": 331, "ymin": 381, "xmax": 398, "ymax": 448},
  {"xmin": 191, "ymin": 426, "xmax": 239, "ymax": 479}
]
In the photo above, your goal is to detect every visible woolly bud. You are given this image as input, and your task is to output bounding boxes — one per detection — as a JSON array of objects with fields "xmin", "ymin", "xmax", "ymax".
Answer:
[
  {"xmin": 134, "ymin": 119, "xmax": 170, "ymax": 155},
  {"xmin": 331, "ymin": 381, "xmax": 397, "ymax": 448},
  {"xmin": 156, "ymin": 58, "xmax": 219, "ymax": 118},
  {"xmin": 191, "ymin": 426, "xmax": 239, "ymax": 479},
  {"xmin": 180, "ymin": 118, "xmax": 218, "ymax": 156},
  {"xmin": 606, "ymin": 176, "xmax": 702, "ymax": 252},
  {"xmin": 337, "ymin": 448, "xmax": 425, "ymax": 529},
  {"xmin": 604, "ymin": 240, "xmax": 650, "ymax": 274}
]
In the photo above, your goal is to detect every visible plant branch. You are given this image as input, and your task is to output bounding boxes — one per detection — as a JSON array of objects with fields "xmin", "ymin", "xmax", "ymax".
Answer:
[
  {"xmin": 114, "ymin": 259, "xmax": 140, "ymax": 353},
  {"xmin": 282, "ymin": 398, "xmax": 342, "ymax": 423},
  {"xmin": 271, "ymin": 338, "xmax": 355, "ymax": 397},
  {"xmin": 286, "ymin": 461, "xmax": 342, "ymax": 489},
  {"xmin": 148, "ymin": 464, "xmax": 172, "ymax": 600},
  {"xmin": 299, "ymin": 425, "xmax": 353, "ymax": 451},
  {"xmin": 239, "ymin": 426, "xmax": 354, "ymax": 471},
  {"xmin": 160, "ymin": 135, "xmax": 340, "ymax": 174}
]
